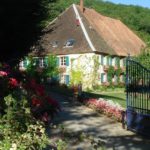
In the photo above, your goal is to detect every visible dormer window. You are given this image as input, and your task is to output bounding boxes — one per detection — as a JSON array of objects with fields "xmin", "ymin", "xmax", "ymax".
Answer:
[
  {"xmin": 64, "ymin": 39, "xmax": 75, "ymax": 47},
  {"xmin": 51, "ymin": 41, "xmax": 58, "ymax": 48}
]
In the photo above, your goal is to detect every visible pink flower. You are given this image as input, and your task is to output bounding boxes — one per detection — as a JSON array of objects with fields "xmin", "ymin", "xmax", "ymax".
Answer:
[{"xmin": 0, "ymin": 71, "xmax": 8, "ymax": 77}]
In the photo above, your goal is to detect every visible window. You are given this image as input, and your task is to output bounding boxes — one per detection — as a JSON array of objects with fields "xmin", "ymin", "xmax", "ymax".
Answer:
[
  {"xmin": 60, "ymin": 56, "xmax": 69, "ymax": 66},
  {"xmin": 51, "ymin": 41, "xmax": 58, "ymax": 48},
  {"xmin": 39, "ymin": 58, "xmax": 44, "ymax": 68},
  {"xmin": 64, "ymin": 39, "xmax": 75, "ymax": 47},
  {"xmin": 60, "ymin": 75, "xmax": 70, "ymax": 85},
  {"xmin": 60, "ymin": 57, "xmax": 66, "ymax": 66}
]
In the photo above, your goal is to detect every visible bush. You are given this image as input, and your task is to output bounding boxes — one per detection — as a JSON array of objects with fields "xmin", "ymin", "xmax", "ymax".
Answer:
[
  {"xmin": 0, "ymin": 94, "xmax": 49, "ymax": 150},
  {"xmin": 0, "ymin": 63, "xmax": 60, "ymax": 149}
]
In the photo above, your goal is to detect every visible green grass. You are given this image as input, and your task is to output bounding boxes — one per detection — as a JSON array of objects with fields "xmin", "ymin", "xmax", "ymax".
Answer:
[{"xmin": 47, "ymin": 84, "xmax": 127, "ymax": 108}]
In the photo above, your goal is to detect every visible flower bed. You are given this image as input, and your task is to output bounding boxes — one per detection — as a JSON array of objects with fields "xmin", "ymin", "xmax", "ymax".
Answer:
[
  {"xmin": 79, "ymin": 97, "xmax": 124, "ymax": 122},
  {"xmin": 0, "ymin": 63, "xmax": 61, "ymax": 149}
]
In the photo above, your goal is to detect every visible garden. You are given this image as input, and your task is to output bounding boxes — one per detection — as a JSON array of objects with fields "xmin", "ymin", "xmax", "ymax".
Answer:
[{"xmin": 0, "ymin": 56, "xmax": 62, "ymax": 150}]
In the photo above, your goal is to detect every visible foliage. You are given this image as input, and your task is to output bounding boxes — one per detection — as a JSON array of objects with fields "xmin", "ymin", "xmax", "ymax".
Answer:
[
  {"xmin": 115, "ymin": 67, "xmax": 122, "ymax": 83},
  {"xmin": 70, "ymin": 69, "xmax": 83, "ymax": 85},
  {"xmin": 42, "ymin": 55, "xmax": 59, "ymax": 80},
  {"xmin": 25, "ymin": 55, "xmax": 58, "ymax": 83},
  {"xmin": 70, "ymin": 58, "xmax": 84, "ymax": 86},
  {"xmin": 107, "ymin": 66, "xmax": 115, "ymax": 83},
  {"xmin": 0, "ymin": 0, "xmax": 57, "ymax": 63},
  {"xmin": 0, "ymin": 94, "xmax": 49, "ymax": 150},
  {"xmin": 0, "ymin": 63, "xmax": 60, "ymax": 149},
  {"xmin": 56, "ymin": 139, "xmax": 67, "ymax": 150},
  {"xmin": 92, "ymin": 55, "xmax": 100, "ymax": 86},
  {"xmin": 135, "ymin": 48, "xmax": 150, "ymax": 69}
]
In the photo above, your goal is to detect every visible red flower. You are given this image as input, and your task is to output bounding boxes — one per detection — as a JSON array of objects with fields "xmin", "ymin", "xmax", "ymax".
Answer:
[
  {"xmin": 0, "ymin": 71, "xmax": 8, "ymax": 77},
  {"xmin": 9, "ymin": 78, "xmax": 18, "ymax": 88},
  {"xmin": 32, "ymin": 97, "xmax": 42, "ymax": 106}
]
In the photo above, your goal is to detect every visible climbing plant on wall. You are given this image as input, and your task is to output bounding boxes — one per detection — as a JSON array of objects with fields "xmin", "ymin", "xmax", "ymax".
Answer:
[
  {"xmin": 92, "ymin": 55, "xmax": 100, "ymax": 86},
  {"xmin": 107, "ymin": 66, "xmax": 115, "ymax": 84}
]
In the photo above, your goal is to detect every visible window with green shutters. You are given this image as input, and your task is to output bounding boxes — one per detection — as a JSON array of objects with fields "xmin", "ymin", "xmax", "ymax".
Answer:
[{"xmin": 60, "ymin": 56, "xmax": 69, "ymax": 66}]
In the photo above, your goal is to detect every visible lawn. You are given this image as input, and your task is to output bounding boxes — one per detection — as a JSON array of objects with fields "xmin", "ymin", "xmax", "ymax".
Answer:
[
  {"xmin": 87, "ymin": 91, "xmax": 126, "ymax": 108},
  {"xmin": 48, "ymin": 84, "xmax": 127, "ymax": 108}
]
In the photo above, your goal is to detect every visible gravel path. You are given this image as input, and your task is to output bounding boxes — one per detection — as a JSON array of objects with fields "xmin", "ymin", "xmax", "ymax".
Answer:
[{"xmin": 48, "ymin": 91, "xmax": 150, "ymax": 150}]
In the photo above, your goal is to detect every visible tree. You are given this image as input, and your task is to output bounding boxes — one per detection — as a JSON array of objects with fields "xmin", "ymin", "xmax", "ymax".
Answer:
[
  {"xmin": 0, "ymin": 0, "xmax": 57, "ymax": 64},
  {"xmin": 135, "ymin": 48, "xmax": 150, "ymax": 69}
]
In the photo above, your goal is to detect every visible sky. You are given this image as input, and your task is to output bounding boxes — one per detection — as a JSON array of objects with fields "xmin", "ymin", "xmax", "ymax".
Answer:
[{"xmin": 104, "ymin": 0, "xmax": 150, "ymax": 8}]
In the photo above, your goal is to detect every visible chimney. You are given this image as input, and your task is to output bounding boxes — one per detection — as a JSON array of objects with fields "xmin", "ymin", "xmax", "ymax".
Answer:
[{"xmin": 80, "ymin": 0, "xmax": 84, "ymax": 12}]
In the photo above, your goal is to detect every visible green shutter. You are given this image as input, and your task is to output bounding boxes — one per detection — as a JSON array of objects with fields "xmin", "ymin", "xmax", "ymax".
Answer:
[
  {"xmin": 101, "ymin": 55, "xmax": 104, "ymax": 65},
  {"xmin": 107, "ymin": 56, "xmax": 109, "ymax": 65},
  {"xmin": 109, "ymin": 57, "xmax": 112, "ymax": 66},
  {"xmin": 66, "ymin": 56, "xmax": 69, "ymax": 66},
  {"xmin": 101, "ymin": 73, "xmax": 104, "ymax": 83},
  {"xmin": 23, "ymin": 59, "xmax": 28, "ymax": 68},
  {"xmin": 56, "ymin": 57, "xmax": 59, "ymax": 66},
  {"xmin": 44, "ymin": 57, "xmax": 48, "ymax": 67}
]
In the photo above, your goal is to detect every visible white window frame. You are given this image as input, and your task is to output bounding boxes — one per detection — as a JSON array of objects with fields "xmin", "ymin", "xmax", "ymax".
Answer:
[
  {"xmin": 60, "ymin": 57, "xmax": 66, "ymax": 66},
  {"xmin": 39, "ymin": 58, "xmax": 44, "ymax": 68}
]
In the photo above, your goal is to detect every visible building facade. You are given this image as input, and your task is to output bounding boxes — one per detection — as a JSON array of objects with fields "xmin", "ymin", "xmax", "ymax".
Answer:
[{"xmin": 20, "ymin": 1, "xmax": 146, "ymax": 89}]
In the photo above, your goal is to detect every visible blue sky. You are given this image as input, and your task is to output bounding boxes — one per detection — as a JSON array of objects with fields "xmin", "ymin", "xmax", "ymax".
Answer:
[{"xmin": 104, "ymin": 0, "xmax": 150, "ymax": 8}]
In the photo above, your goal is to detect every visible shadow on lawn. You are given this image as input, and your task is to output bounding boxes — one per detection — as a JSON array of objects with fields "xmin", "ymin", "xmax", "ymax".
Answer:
[{"xmin": 48, "ymin": 84, "xmax": 125, "ymax": 102}]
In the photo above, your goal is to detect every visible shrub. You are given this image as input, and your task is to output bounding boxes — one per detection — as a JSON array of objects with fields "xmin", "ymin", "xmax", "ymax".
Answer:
[
  {"xmin": 0, "ymin": 94, "xmax": 49, "ymax": 150},
  {"xmin": 80, "ymin": 97, "xmax": 124, "ymax": 122}
]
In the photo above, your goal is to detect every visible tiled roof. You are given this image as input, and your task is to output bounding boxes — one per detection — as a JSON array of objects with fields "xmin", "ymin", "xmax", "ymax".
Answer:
[
  {"xmin": 30, "ymin": 4, "xmax": 146, "ymax": 57},
  {"xmin": 82, "ymin": 6, "xmax": 146, "ymax": 56}
]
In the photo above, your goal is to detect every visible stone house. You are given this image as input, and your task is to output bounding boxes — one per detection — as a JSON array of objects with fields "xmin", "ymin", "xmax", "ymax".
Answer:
[{"xmin": 20, "ymin": 0, "xmax": 146, "ymax": 89}]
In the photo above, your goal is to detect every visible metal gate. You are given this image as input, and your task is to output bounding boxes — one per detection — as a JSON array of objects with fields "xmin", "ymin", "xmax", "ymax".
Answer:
[{"xmin": 126, "ymin": 56, "xmax": 150, "ymax": 136}]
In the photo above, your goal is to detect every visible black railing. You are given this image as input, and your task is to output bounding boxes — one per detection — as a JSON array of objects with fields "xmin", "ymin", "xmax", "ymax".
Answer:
[{"xmin": 126, "ymin": 57, "xmax": 150, "ymax": 114}]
